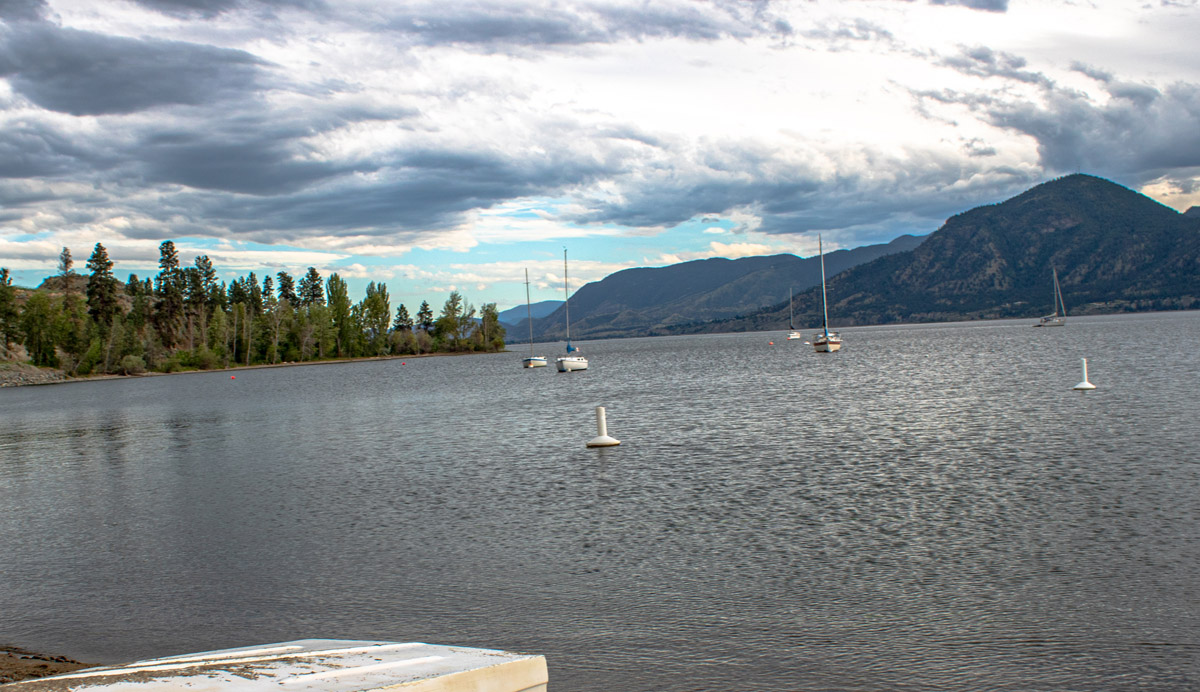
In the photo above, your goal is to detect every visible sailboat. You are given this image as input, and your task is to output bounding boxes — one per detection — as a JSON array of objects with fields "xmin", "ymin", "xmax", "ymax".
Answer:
[
  {"xmin": 521, "ymin": 268, "xmax": 547, "ymax": 368},
  {"xmin": 787, "ymin": 287, "xmax": 802, "ymax": 340},
  {"xmin": 1034, "ymin": 268, "xmax": 1067, "ymax": 327},
  {"xmin": 812, "ymin": 235, "xmax": 843, "ymax": 353},
  {"xmin": 556, "ymin": 249, "xmax": 588, "ymax": 372}
]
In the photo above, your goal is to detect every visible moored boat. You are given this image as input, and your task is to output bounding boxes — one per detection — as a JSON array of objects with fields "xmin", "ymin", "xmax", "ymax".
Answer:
[
  {"xmin": 787, "ymin": 287, "xmax": 802, "ymax": 340},
  {"xmin": 813, "ymin": 235, "xmax": 842, "ymax": 353},
  {"xmin": 555, "ymin": 248, "xmax": 588, "ymax": 372},
  {"xmin": 1034, "ymin": 267, "xmax": 1067, "ymax": 327},
  {"xmin": 521, "ymin": 268, "xmax": 547, "ymax": 368}
]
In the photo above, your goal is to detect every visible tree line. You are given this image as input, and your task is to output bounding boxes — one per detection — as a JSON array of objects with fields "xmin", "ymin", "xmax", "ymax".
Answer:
[{"xmin": 0, "ymin": 241, "xmax": 505, "ymax": 376}]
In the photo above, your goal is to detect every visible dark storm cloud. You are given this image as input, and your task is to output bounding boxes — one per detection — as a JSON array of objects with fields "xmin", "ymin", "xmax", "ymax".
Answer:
[
  {"xmin": 940, "ymin": 46, "xmax": 1049, "ymax": 85},
  {"xmin": 0, "ymin": 118, "xmax": 99, "ymax": 178},
  {"xmin": 124, "ymin": 141, "xmax": 620, "ymax": 242},
  {"xmin": 128, "ymin": 100, "xmax": 419, "ymax": 195},
  {"xmin": 565, "ymin": 141, "xmax": 1037, "ymax": 243},
  {"xmin": 0, "ymin": 24, "xmax": 268, "ymax": 115},
  {"xmin": 0, "ymin": 0, "xmax": 49, "ymax": 21},
  {"xmin": 916, "ymin": 80, "xmax": 1200, "ymax": 185},
  {"xmin": 140, "ymin": 132, "xmax": 342, "ymax": 196}
]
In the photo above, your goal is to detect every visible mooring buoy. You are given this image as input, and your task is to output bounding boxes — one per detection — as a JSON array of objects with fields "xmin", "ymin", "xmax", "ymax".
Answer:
[
  {"xmin": 1073, "ymin": 357, "xmax": 1096, "ymax": 391},
  {"xmin": 586, "ymin": 406, "xmax": 621, "ymax": 447}
]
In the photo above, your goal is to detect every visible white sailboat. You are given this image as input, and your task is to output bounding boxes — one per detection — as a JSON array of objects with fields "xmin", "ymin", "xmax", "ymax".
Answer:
[
  {"xmin": 787, "ymin": 286, "xmax": 802, "ymax": 340},
  {"xmin": 556, "ymin": 249, "xmax": 588, "ymax": 372},
  {"xmin": 1034, "ymin": 267, "xmax": 1067, "ymax": 327},
  {"xmin": 812, "ymin": 235, "xmax": 843, "ymax": 353},
  {"xmin": 521, "ymin": 268, "xmax": 547, "ymax": 368}
]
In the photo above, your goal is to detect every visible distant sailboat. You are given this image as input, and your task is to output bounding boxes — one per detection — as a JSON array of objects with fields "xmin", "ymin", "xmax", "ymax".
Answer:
[
  {"xmin": 812, "ymin": 235, "xmax": 843, "ymax": 353},
  {"xmin": 521, "ymin": 268, "xmax": 547, "ymax": 368},
  {"xmin": 556, "ymin": 249, "xmax": 588, "ymax": 372},
  {"xmin": 1034, "ymin": 268, "xmax": 1067, "ymax": 327},
  {"xmin": 787, "ymin": 287, "xmax": 802, "ymax": 340}
]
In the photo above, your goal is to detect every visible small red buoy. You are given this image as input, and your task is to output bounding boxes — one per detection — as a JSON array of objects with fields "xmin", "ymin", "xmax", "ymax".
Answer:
[
  {"xmin": 401, "ymin": 362, "xmax": 406, "ymax": 365},
  {"xmin": 231, "ymin": 375, "xmax": 236, "ymax": 379},
  {"xmin": 768, "ymin": 341, "xmax": 774, "ymax": 345}
]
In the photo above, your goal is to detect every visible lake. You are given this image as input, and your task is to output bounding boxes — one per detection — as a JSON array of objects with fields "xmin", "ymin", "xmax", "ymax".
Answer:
[{"xmin": 2, "ymin": 312, "xmax": 1199, "ymax": 691}]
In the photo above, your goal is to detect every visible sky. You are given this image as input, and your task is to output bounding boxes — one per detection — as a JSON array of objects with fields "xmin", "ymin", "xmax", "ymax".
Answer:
[{"xmin": 1, "ymin": 0, "xmax": 1198, "ymax": 311}]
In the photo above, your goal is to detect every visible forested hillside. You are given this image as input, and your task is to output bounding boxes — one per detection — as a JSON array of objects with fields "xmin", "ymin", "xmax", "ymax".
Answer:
[{"xmin": 0, "ymin": 242, "xmax": 504, "ymax": 377}]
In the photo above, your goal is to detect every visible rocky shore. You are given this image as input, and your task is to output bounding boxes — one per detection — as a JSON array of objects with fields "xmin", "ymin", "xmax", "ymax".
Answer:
[
  {"xmin": 0, "ymin": 362, "xmax": 66, "ymax": 387},
  {"xmin": 0, "ymin": 648, "xmax": 91, "ymax": 684}
]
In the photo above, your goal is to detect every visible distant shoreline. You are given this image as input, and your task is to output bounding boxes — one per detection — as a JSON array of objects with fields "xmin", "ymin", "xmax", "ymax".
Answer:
[{"xmin": 0, "ymin": 349, "xmax": 497, "ymax": 389}]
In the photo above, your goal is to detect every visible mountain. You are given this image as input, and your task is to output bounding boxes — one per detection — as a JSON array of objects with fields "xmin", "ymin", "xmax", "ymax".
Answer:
[
  {"xmin": 530, "ymin": 234, "xmax": 924, "ymax": 340},
  {"xmin": 498, "ymin": 299, "xmax": 561, "ymax": 327},
  {"xmin": 1185, "ymin": 206, "xmax": 1200, "ymax": 219},
  {"xmin": 680, "ymin": 174, "xmax": 1200, "ymax": 333}
]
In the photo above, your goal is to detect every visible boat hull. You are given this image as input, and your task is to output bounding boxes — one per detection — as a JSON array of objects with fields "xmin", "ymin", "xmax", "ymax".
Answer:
[
  {"xmin": 523, "ymin": 356, "xmax": 548, "ymax": 368},
  {"xmin": 813, "ymin": 335, "xmax": 842, "ymax": 352},
  {"xmin": 786, "ymin": 331, "xmax": 802, "ymax": 340},
  {"xmin": 556, "ymin": 356, "xmax": 589, "ymax": 372}
]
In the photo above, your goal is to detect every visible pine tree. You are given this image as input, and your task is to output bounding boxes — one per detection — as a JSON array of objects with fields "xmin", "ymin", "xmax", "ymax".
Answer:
[
  {"xmin": 416, "ymin": 300, "xmax": 434, "ymax": 332},
  {"xmin": 57, "ymin": 247, "xmax": 74, "ymax": 292},
  {"xmin": 125, "ymin": 273, "xmax": 149, "ymax": 332},
  {"xmin": 247, "ymin": 271, "xmax": 262, "ymax": 316},
  {"xmin": 84, "ymin": 243, "xmax": 119, "ymax": 329},
  {"xmin": 195, "ymin": 255, "xmax": 219, "ymax": 310},
  {"xmin": 153, "ymin": 241, "xmax": 185, "ymax": 348},
  {"xmin": 276, "ymin": 271, "xmax": 299, "ymax": 308},
  {"xmin": 392, "ymin": 303, "xmax": 413, "ymax": 331},
  {"xmin": 298, "ymin": 267, "xmax": 324, "ymax": 307},
  {"xmin": 0, "ymin": 268, "xmax": 18, "ymax": 348},
  {"xmin": 227, "ymin": 277, "xmax": 249, "ymax": 306}
]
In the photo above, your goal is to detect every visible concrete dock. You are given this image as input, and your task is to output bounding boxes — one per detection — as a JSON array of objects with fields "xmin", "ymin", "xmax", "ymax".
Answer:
[{"xmin": 0, "ymin": 639, "xmax": 547, "ymax": 692}]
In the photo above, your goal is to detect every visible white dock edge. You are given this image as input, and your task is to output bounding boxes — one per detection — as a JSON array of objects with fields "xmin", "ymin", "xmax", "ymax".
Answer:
[{"xmin": 1, "ymin": 639, "xmax": 548, "ymax": 692}]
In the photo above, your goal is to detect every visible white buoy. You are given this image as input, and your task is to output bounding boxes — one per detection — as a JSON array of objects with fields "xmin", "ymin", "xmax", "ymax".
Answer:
[
  {"xmin": 1073, "ymin": 357, "xmax": 1096, "ymax": 391},
  {"xmin": 586, "ymin": 406, "xmax": 621, "ymax": 447}
]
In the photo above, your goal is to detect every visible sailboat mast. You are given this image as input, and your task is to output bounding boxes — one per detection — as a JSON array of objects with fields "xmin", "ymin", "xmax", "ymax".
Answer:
[
  {"xmin": 819, "ymin": 235, "xmax": 830, "ymax": 337},
  {"xmin": 789, "ymin": 287, "xmax": 794, "ymax": 330},
  {"xmin": 525, "ymin": 268, "xmax": 535, "ymax": 356},
  {"xmin": 1054, "ymin": 268, "xmax": 1065, "ymax": 317},
  {"xmin": 563, "ymin": 248, "xmax": 571, "ymax": 346}
]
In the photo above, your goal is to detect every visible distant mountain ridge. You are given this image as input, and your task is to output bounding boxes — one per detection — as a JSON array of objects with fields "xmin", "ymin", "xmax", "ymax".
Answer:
[
  {"xmin": 498, "ymin": 299, "xmax": 561, "ymax": 327},
  {"xmin": 675, "ymin": 174, "xmax": 1200, "ymax": 334},
  {"xmin": 525, "ymin": 234, "xmax": 924, "ymax": 341}
]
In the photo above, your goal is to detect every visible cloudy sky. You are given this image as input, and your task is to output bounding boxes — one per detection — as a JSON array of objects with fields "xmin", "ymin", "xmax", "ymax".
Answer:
[{"xmin": 2, "ymin": 0, "xmax": 1198, "ymax": 309}]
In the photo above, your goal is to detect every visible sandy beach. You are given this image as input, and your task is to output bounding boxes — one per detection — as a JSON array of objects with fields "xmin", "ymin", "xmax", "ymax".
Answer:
[{"xmin": 0, "ymin": 648, "xmax": 91, "ymax": 684}]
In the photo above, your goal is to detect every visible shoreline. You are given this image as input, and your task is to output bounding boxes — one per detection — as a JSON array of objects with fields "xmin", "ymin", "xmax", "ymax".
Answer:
[
  {"xmin": 0, "ymin": 349, "xmax": 501, "ymax": 389},
  {"xmin": 0, "ymin": 647, "xmax": 92, "ymax": 684}
]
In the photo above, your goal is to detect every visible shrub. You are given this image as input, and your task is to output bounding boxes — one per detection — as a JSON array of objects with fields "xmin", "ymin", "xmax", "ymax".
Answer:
[{"xmin": 118, "ymin": 355, "xmax": 146, "ymax": 375}]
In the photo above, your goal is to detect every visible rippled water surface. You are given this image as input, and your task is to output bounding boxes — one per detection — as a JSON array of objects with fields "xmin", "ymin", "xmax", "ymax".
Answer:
[{"xmin": 3, "ymin": 312, "xmax": 1199, "ymax": 690}]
